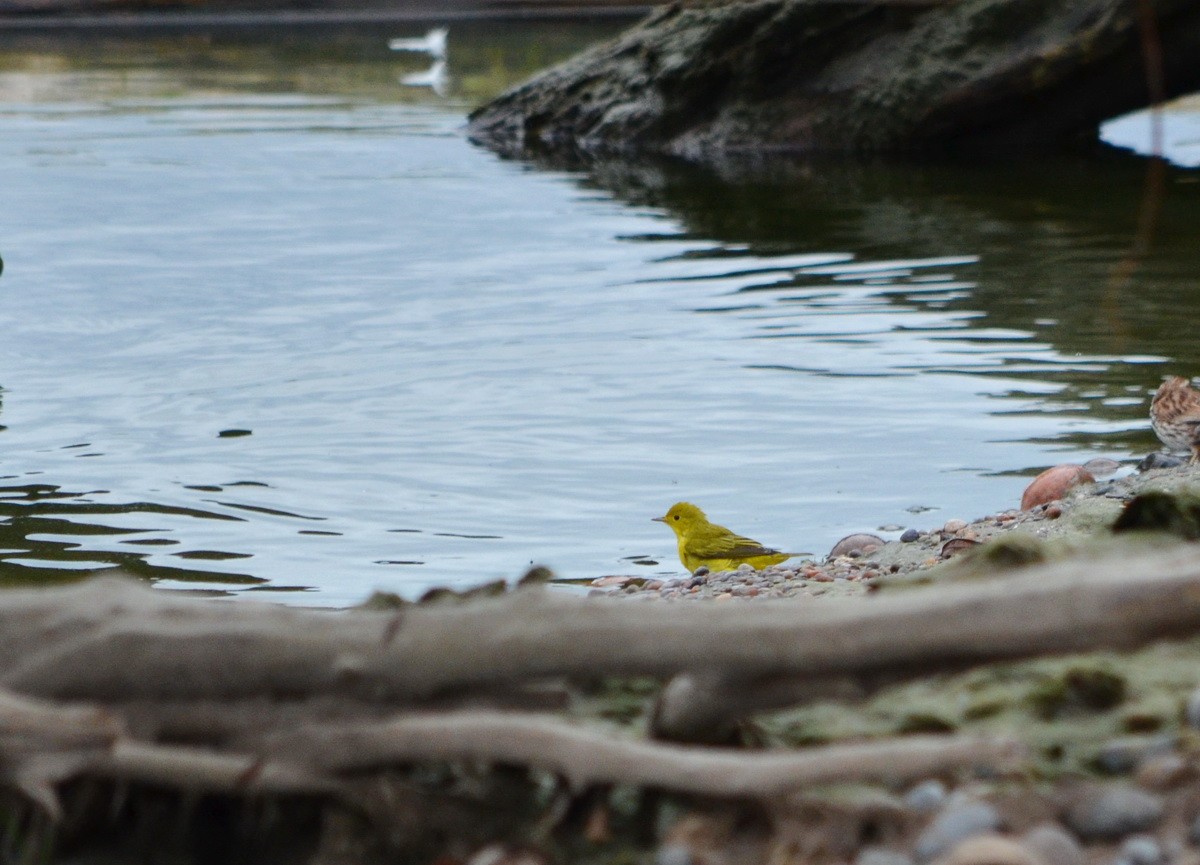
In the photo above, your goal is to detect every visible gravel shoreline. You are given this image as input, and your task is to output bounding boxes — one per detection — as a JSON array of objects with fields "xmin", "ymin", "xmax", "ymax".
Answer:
[{"xmin": 589, "ymin": 457, "xmax": 1200, "ymax": 602}]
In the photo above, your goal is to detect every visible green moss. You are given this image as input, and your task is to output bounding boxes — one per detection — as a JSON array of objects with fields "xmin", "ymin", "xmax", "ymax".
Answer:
[
  {"xmin": 1061, "ymin": 496, "xmax": 1124, "ymax": 533},
  {"xmin": 970, "ymin": 533, "xmax": 1049, "ymax": 569},
  {"xmin": 1112, "ymin": 491, "xmax": 1200, "ymax": 540},
  {"xmin": 895, "ymin": 712, "xmax": 957, "ymax": 734},
  {"xmin": 756, "ymin": 639, "xmax": 1200, "ymax": 778},
  {"xmin": 963, "ymin": 698, "xmax": 1008, "ymax": 720},
  {"xmin": 1026, "ymin": 665, "xmax": 1126, "ymax": 720}
]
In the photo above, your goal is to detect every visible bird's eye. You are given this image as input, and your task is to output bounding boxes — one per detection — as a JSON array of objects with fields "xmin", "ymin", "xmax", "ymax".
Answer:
[{"xmin": 673, "ymin": 515, "xmax": 680, "ymax": 521}]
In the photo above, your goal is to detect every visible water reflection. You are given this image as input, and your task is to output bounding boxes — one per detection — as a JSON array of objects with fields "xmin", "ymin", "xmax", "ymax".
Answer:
[
  {"xmin": 569, "ymin": 152, "xmax": 1200, "ymax": 457},
  {"xmin": 0, "ymin": 19, "xmax": 634, "ymax": 104},
  {"xmin": 0, "ymin": 480, "xmax": 267, "ymax": 591}
]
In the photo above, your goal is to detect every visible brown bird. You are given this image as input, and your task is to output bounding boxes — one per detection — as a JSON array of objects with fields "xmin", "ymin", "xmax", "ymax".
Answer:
[{"xmin": 1150, "ymin": 376, "xmax": 1200, "ymax": 464}]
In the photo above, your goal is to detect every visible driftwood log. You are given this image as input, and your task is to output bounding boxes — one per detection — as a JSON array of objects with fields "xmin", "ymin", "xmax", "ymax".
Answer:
[
  {"xmin": 5, "ymin": 545, "xmax": 1200, "ymax": 706},
  {"xmin": 1, "ymin": 542, "xmax": 1200, "ymax": 849},
  {"xmin": 467, "ymin": 0, "xmax": 1200, "ymax": 162}
]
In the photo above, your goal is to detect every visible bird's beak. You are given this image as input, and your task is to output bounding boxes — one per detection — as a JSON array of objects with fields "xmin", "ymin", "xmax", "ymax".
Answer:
[{"xmin": 651, "ymin": 516, "xmax": 665, "ymax": 523}]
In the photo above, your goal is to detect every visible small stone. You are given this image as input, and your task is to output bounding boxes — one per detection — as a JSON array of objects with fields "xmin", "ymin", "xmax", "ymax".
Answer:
[
  {"xmin": 1139, "ymin": 452, "xmax": 1184, "ymax": 471},
  {"xmin": 591, "ymin": 575, "xmax": 631, "ymax": 587},
  {"xmin": 857, "ymin": 849, "xmax": 916, "ymax": 865},
  {"xmin": 943, "ymin": 518, "xmax": 968, "ymax": 533},
  {"xmin": 736, "ymin": 562, "xmax": 755, "ymax": 573},
  {"xmin": 901, "ymin": 528, "xmax": 921, "ymax": 543},
  {"xmin": 1118, "ymin": 835, "xmax": 1162, "ymax": 865},
  {"xmin": 1166, "ymin": 844, "xmax": 1200, "ymax": 863},
  {"xmin": 829, "ymin": 533, "xmax": 886, "ymax": 558},
  {"xmin": 1083, "ymin": 457, "xmax": 1122, "ymax": 479},
  {"xmin": 1044, "ymin": 505, "xmax": 1063, "ymax": 519},
  {"xmin": 935, "ymin": 834, "xmax": 1038, "ymax": 865},
  {"xmin": 915, "ymin": 801, "xmax": 1003, "ymax": 863},
  {"xmin": 1020, "ymin": 464, "xmax": 1094, "ymax": 510},
  {"xmin": 691, "ymin": 566, "xmax": 710, "ymax": 577},
  {"xmin": 1135, "ymin": 753, "xmax": 1189, "ymax": 790},
  {"xmin": 879, "ymin": 523, "xmax": 904, "ymax": 532},
  {"xmin": 905, "ymin": 779, "xmax": 948, "ymax": 813},
  {"xmin": 1022, "ymin": 823, "xmax": 1085, "ymax": 865},
  {"xmin": 644, "ymin": 580, "xmax": 664, "ymax": 591},
  {"xmin": 940, "ymin": 538, "xmax": 980, "ymax": 559},
  {"xmin": 655, "ymin": 844, "xmax": 692, "ymax": 865},
  {"xmin": 1189, "ymin": 814, "xmax": 1200, "ymax": 845},
  {"xmin": 1063, "ymin": 786, "xmax": 1164, "ymax": 841},
  {"xmin": 1095, "ymin": 736, "xmax": 1176, "ymax": 775},
  {"xmin": 1184, "ymin": 688, "xmax": 1200, "ymax": 729}
]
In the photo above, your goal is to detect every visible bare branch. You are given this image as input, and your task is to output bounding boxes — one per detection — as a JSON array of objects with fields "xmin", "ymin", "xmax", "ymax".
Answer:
[{"xmin": 265, "ymin": 711, "xmax": 1024, "ymax": 797}]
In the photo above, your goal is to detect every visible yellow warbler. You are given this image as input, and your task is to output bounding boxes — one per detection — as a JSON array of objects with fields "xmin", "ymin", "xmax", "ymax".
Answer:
[{"xmin": 653, "ymin": 501, "xmax": 792, "ymax": 573}]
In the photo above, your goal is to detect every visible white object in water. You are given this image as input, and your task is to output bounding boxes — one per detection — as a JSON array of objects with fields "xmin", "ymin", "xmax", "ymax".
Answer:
[
  {"xmin": 400, "ymin": 60, "xmax": 449, "ymax": 97},
  {"xmin": 388, "ymin": 27, "xmax": 448, "ymax": 59}
]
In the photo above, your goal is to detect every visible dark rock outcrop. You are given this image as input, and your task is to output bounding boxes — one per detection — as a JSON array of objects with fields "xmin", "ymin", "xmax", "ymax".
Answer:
[{"xmin": 467, "ymin": 0, "xmax": 1200, "ymax": 162}]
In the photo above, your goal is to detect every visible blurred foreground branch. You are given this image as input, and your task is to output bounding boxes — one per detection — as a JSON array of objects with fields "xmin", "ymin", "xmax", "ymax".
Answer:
[{"xmin": 0, "ymin": 545, "xmax": 1198, "ymax": 841}]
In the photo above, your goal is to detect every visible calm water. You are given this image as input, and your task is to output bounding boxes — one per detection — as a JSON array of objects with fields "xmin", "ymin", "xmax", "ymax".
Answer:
[{"xmin": 0, "ymin": 23, "xmax": 1198, "ymax": 605}]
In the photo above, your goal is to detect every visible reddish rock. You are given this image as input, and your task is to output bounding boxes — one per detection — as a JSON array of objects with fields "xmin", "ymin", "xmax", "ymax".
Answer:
[{"xmin": 1020, "ymin": 465, "xmax": 1094, "ymax": 511}]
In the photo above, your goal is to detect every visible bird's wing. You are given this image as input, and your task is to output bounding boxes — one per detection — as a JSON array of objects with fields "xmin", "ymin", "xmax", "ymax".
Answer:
[{"xmin": 689, "ymin": 532, "xmax": 780, "ymax": 560}]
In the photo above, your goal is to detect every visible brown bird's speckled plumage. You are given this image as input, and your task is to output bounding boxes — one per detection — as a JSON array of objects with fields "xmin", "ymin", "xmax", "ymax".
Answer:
[{"xmin": 1150, "ymin": 376, "xmax": 1200, "ymax": 464}]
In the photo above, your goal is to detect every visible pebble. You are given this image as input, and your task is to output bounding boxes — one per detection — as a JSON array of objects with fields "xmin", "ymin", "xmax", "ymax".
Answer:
[
  {"xmin": 1095, "ymin": 736, "xmax": 1176, "ymax": 775},
  {"xmin": 914, "ymin": 801, "xmax": 1003, "ymax": 863},
  {"xmin": 829, "ymin": 533, "xmax": 886, "ymax": 558},
  {"xmin": 940, "ymin": 538, "xmax": 980, "ymax": 559},
  {"xmin": 1117, "ymin": 835, "xmax": 1163, "ymax": 865},
  {"xmin": 1063, "ymin": 786, "xmax": 1164, "ymax": 841},
  {"xmin": 857, "ymin": 849, "xmax": 915, "ymax": 865},
  {"xmin": 1139, "ymin": 452, "xmax": 1184, "ymax": 471},
  {"xmin": 591, "ymin": 575, "xmax": 632, "ymax": 587},
  {"xmin": 655, "ymin": 844, "xmax": 692, "ymax": 865},
  {"xmin": 1190, "ymin": 814, "xmax": 1200, "ymax": 846},
  {"xmin": 935, "ymin": 834, "xmax": 1038, "ymax": 865},
  {"xmin": 905, "ymin": 779, "xmax": 948, "ymax": 813},
  {"xmin": 1083, "ymin": 457, "xmax": 1122, "ymax": 479},
  {"xmin": 1184, "ymin": 688, "xmax": 1200, "ymax": 729},
  {"xmin": 900, "ymin": 528, "xmax": 921, "ymax": 543},
  {"xmin": 1134, "ymin": 753, "xmax": 1189, "ymax": 790},
  {"xmin": 942, "ymin": 518, "xmax": 968, "ymax": 533},
  {"xmin": 1022, "ymin": 823, "xmax": 1086, "ymax": 865}
]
